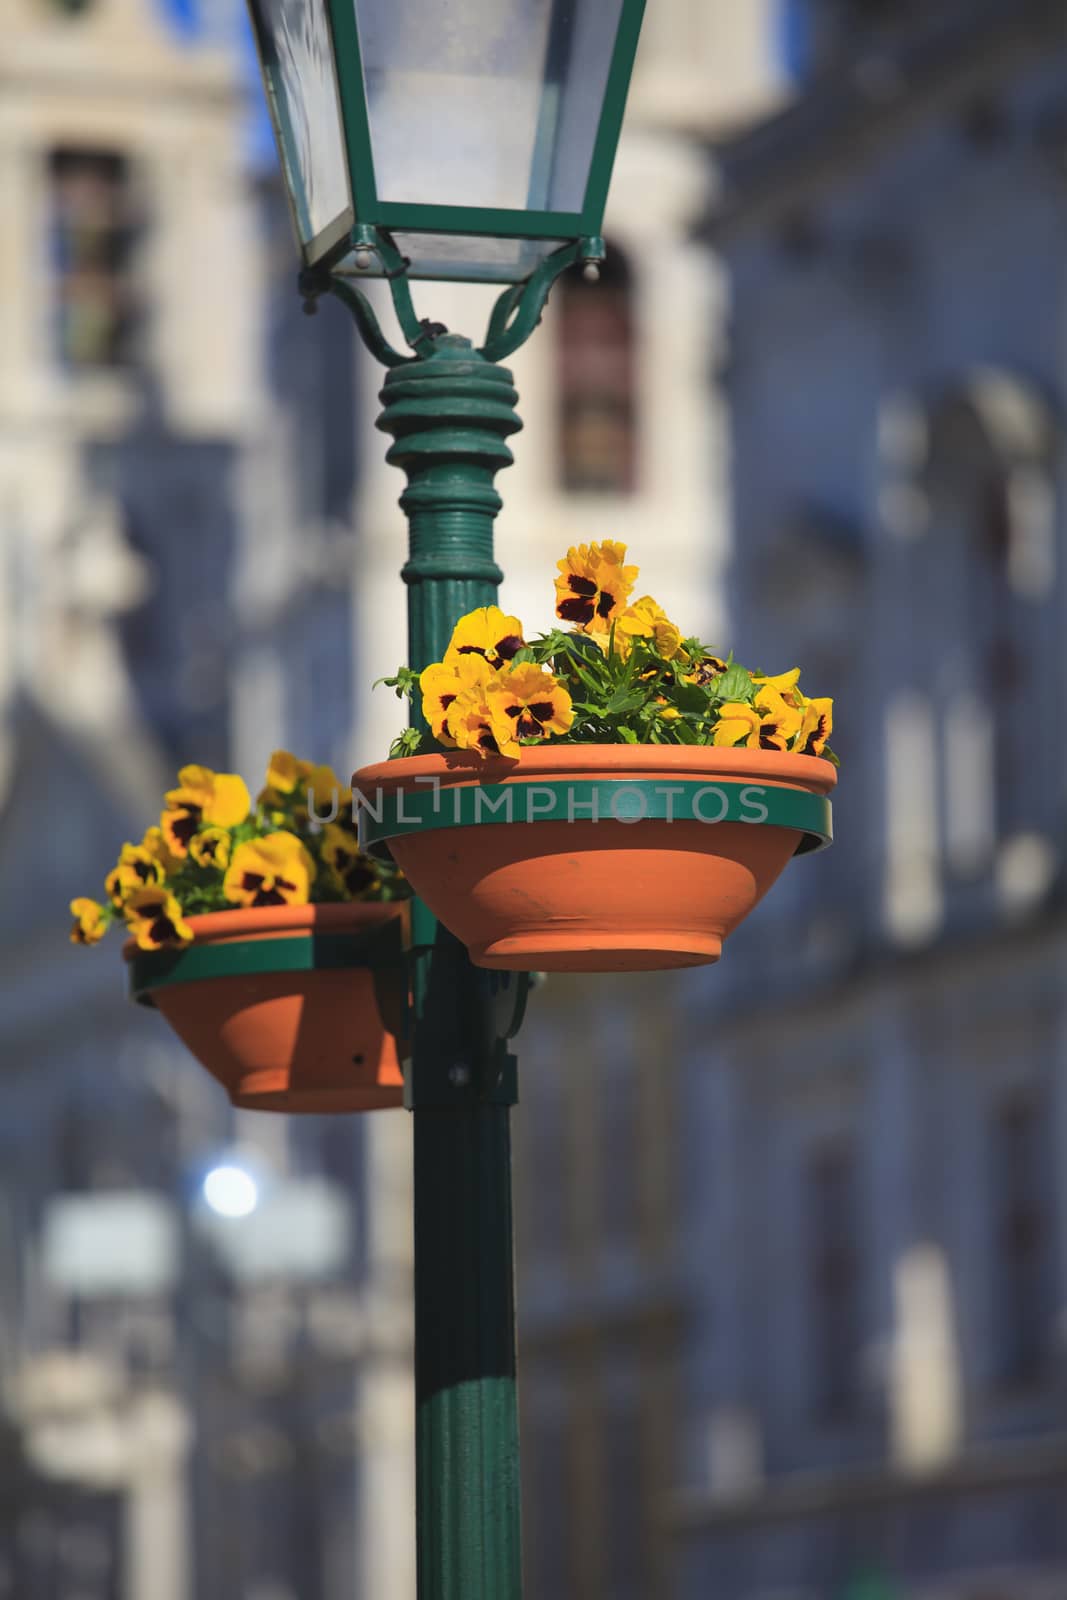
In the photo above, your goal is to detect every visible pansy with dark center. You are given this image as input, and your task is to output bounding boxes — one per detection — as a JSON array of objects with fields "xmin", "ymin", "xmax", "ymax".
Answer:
[
  {"xmin": 420, "ymin": 653, "xmax": 494, "ymax": 745},
  {"xmin": 223, "ymin": 833, "xmax": 314, "ymax": 910},
  {"xmin": 505, "ymin": 700, "xmax": 558, "ymax": 739},
  {"xmin": 487, "ymin": 662, "xmax": 574, "ymax": 758},
  {"xmin": 445, "ymin": 691, "xmax": 504, "ymax": 757},
  {"xmin": 161, "ymin": 802, "xmax": 202, "ymax": 858},
  {"xmin": 189, "ymin": 827, "xmax": 230, "ymax": 870},
  {"xmin": 105, "ymin": 844, "xmax": 165, "ymax": 907},
  {"xmin": 443, "ymin": 606, "xmax": 526, "ymax": 671},
  {"xmin": 238, "ymin": 871, "xmax": 297, "ymax": 907},
  {"xmin": 754, "ymin": 686, "xmax": 802, "ymax": 753},
  {"xmin": 124, "ymin": 887, "xmax": 193, "ymax": 951},
  {"xmin": 322, "ymin": 823, "xmax": 379, "ymax": 899},
  {"xmin": 554, "ymin": 540, "xmax": 639, "ymax": 636},
  {"xmin": 798, "ymin": 697, "xmax": 833, "ymax": 757}
]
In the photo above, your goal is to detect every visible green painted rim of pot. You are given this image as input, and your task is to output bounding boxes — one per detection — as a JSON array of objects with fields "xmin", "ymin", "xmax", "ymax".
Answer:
[
  {"xmin": 128, "ymin": 925, "xmax": 406, "ymax": 1009},
  {"xmin": 358, "ymin": 778, "xmax": 833, "ymax": 859}
]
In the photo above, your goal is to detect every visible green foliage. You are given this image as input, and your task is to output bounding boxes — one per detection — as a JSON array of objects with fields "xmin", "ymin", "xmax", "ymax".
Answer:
[{"xmin": 380, "ymin": 616, "xmax": 836, "ymax": 761}]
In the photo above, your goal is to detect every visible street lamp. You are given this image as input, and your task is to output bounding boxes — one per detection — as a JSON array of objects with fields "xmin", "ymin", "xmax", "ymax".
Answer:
[
  {"xmin": 245, "ymin": 6, "xmax": 646, "ymax": 1598},
  {"xmin": 248, "ymin": 0, "xmax": 644, "ymax": 282}
]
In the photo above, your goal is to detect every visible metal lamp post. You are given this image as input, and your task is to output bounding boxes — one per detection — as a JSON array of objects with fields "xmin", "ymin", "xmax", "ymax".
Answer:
[{"xmin": 245, "ymin": 4, "xmax": 646, "ymax": 1594}]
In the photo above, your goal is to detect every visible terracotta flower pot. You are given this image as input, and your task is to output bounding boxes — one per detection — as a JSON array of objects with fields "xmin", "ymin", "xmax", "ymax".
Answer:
[
  {"xmin": 352, "ymin": 746, "xmax": 835, "ymax": 974},
  {"xmin": 126, "ymin": 903, "xmax": 409, "ymax": 1113}
]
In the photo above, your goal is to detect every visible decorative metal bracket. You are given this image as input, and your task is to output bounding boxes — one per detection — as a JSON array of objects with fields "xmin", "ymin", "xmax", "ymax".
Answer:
[
  {"xmin": 300, "ymin": 225, "xmax": 605, "ymax": 369},
  {"xmin": 402, "ymin": 903, "xmax": 529, "ymax": 1110}
]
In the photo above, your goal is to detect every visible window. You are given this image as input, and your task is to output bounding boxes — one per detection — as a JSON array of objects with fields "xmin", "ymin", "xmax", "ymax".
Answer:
[
  {"xmin": 807, "ymin": 1141, "xmax": 861, "ymax": 1420},
  {"xmin": 929, "ymin": 401, "xmax": 1018, "ymax": 854},
  {"xmin": 991, "ymin": 1092, "xmax": 1051, "ymax": 1386},
  {"xmin": 556, "ymin": 243, "xmax": 637, "ymax": 495},
  {"xmin": 921, "ymin": 379, "xmax": 1056, "ymax": 868},
  {"xmin": 49, "ymin": 148, "xmax": 138, "ymax": 370}
]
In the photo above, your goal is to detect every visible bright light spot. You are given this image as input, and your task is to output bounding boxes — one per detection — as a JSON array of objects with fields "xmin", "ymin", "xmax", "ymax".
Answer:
[{"xmin": 202, "ymin": 1165, "xmax": 258, "ymax": 1218}]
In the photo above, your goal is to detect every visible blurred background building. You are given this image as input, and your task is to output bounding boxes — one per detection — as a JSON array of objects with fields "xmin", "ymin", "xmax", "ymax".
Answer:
[
  {"xmin": 665, "ymin": 3, "xmax": 1067, "ymax": 1599},
  {"xmin": 4, "ymin": 0, "xmax": 1067, "ymax": 1598}
]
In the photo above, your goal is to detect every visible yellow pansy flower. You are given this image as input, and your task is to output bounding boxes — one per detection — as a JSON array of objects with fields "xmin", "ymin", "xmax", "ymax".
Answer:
[
  {"xmin": 303, "ymin": 764, "xmax": 344, "ymax": 820},
  {"xmin": 443, "ymin": 607, "xmax": 525, "ymax": 671},
  {"xmin": 189, "ymin": 827, "xmax": 231, "ymax": 870},
  {"xmin": 321, "ymin": 823, "xmax": 378, "ymax": 899},
  {"xmin": 162, "ymin": 765, "xmax": 250, "ymax": 857},
  {"xmin": 171, "ymin": 765, "xmax": 250, "ymax": 825},
  {"xmin": 616, "ymin": 595, "xmax": 687, "ymax": 662},
  {"xmin": 754, "ymin": 668, "xmax": 803, "ymax": 707},
  {"xmin": 554, "ymin": 540, "xmax": 639, "ymax": 634},
  {"xmin": 712, "ymin": 690, "xmax": 804, "ymax": 752},
  {"xmin": 264, "ymin": 750, "xmax": 308, "ymax": 796},
  {"xmin": 446, "ymin": 690, "xmax": 504, "ymax": 757},
  {"xmin": 754, "ymin": 685, "xmax": 803, "ymax": 752},
  {"xmin": 258, "ymin": 753, "xmax": 344, "ymax": 819},
  {"xmin": 139, "ymin": 826, "xmax": 176, "ymax": 872},
  {"xmin": 105, "ymin": 842, "xmax": 166, "ymax": 907},
  {"xmin": 123, "ymin": 887, "xmax": 193, "ymax": 951},
  {"xmin": 223, "ymin": 832, "xmax": 314, "ymax": 909},
  {"xmin": 420, "ymin": 653, "xmax": 494, "ymax": 744},
  {"xmin": 712, "ymin": 703, "xmax": 762, "ymax": 748},
  {"xmin": 70, "ymin": 897, "xmax": 108, "ymax": 946},
  {"xmin": 797, "ymin": 697, "xmax": 833, "ymax": 756},
  {"xmin": 487, "ymin": 662, "xmax": 574, "ymax": 757}
]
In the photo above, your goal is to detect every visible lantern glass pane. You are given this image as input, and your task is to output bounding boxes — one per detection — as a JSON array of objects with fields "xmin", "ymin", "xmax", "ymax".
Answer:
[
  {"xmin": 355, "ymin": 232, "xmax": 569, "ymax": 283},
  {"xmin": 354, "ymin": 0, "xmax": 624, "ymax": 214},
  {"xmin": 250, "ymin": 0, "xmax": 351, "ymax": 247}
]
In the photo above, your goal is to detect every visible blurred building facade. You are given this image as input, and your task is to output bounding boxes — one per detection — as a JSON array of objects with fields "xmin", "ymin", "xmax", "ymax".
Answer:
[
  {"xmin": 672, "ymin": 3, "xmax": 1067, "ymax": 1598},
  {"xmin": 20, "ymin": 3, "xmax": 1067, "ymax": 1600},
  {"xmin": 0, "ymin": 0, "xmax": 792, "ymax": 1595},
  {"xmin": 0, "ymin": 0, "xmax": 414, "ymax": 1596}
]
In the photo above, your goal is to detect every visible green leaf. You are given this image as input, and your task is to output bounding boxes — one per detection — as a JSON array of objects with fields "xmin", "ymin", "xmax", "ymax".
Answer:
[
  {"xmin": 605, "ymin": 688, "xmax": 646, "ymax": 715},
  {"xmin": 715, "ymin": 664, "xmax": 754, "ymax": 703},
  {"xmin": 373, "ymin": 666, "xmax": 420, "ymax": 700},
  {"xmin": 389, "ymin": 727, "xmax": 425, "ymax": 759}
]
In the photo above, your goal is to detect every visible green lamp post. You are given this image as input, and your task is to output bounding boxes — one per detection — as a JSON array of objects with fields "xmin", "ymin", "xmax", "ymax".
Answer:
[{"xmin": 245, "ymin": 4, "xmax": 646, "ymax": 1595}]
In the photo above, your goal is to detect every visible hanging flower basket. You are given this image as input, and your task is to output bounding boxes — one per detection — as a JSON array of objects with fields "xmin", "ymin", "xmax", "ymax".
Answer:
[
  {"xmin": 72, "ymin": 750, "xmax": 411, "ymax": 1113},
  {"xmin": 126, "ymin": 902, "xmax": 409, "ymax": 1113},
  {"xmin": 353, "ymin": 746, "xmax": 834, "ymax": 973}
]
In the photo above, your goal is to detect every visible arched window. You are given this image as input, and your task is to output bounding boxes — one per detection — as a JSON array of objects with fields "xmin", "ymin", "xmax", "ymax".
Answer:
[
  {"xmin": 555, "ymin": 242, "xmax": 637, "ymax": 495},
  {"xmin": 49, "ymin": 148, "xmax": 139, "ymax": 369},
  {"xmin": 922, "ymin": 374, "xmax": 1057, "ymax": 868}
]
